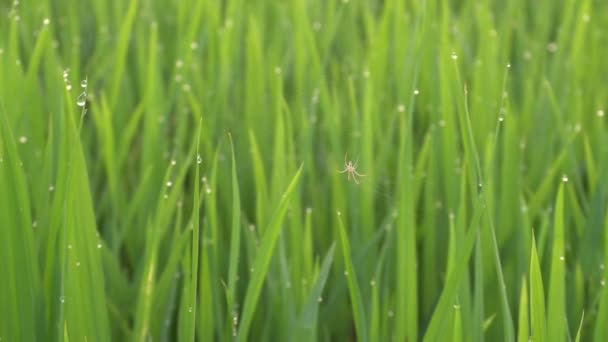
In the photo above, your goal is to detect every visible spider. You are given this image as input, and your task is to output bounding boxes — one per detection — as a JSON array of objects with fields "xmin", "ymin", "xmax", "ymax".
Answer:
[{"xmin": 338, "ymin": 154, "xmax": 366, "ymax": 184}]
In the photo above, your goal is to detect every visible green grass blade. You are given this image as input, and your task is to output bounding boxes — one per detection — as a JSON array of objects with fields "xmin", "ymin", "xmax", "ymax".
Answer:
[
  {"xmin": 423, "ymin": 196, "xmax": 484, "ymax": 342},
  {"xmin": 236, "ymin": 165, "xmax": 303, "ymax": 342},
  {"xmin": 297, "ymin": 243, "xmax": 336, "ymax": 339},
  {"xmin": 547, "ymin": 183, "xmax": 566, "ymax": 342},
  {"xmin": 0, "ymin": 104, "xmax": 40, "ymax": 342},
  {"xmin": 529, "ymin": 234, "xmax": 547, "ymax": 342},
  {"xmin": 227, "ymin": 134, "xmax": 242, "ymax": 322},
  {"xmin": 337, "ymin": 211, "xmax": 368, "ymax": 342}
]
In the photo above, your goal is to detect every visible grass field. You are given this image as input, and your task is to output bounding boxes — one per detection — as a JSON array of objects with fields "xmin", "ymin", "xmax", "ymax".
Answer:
[{"xmin": 1, "ymin": 0, "xmax": 608, "ymax": 341}]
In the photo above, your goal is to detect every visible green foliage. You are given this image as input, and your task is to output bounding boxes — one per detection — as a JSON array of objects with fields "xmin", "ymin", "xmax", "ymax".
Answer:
[{"xmin": 1, "ymin": 0, "xmax": 607, "ymax": 340}]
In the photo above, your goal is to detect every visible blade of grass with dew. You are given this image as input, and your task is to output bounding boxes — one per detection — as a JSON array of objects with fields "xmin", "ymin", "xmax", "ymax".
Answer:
[
  {"xmin": 226, "ymin": 133, "xmax": 242, "ymax": 337},
  {"xmin": 296, "ymin": 243, "xmax": 336, "ymax": 341},
  {"xmin": 0, "ymin": 103, "xmax": 40, "ymax": 342},
  {"xmin": 236, "ymin": 165, "xmax": 303, "ymax": 342},
  {"xmin": 181, "ymin": 120, "xmax": 202, "ymax": 341},
  {"xmin": 423, "ymin": 195, "xmax": 483, "ymax": 342},
  {"xmin": 336, "ymin": 211, "xmax": 368, "ymax": 342},
  {"xmin": 60, "ymin": 98, "xmax": 111, "ymax": 341},
  {"xmin": 547, "ymin": 183, "xmax": 566, "ymax": 342}
]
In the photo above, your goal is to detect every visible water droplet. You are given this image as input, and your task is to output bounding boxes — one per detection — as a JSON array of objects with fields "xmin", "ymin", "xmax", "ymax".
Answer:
[
  {"xmin": 171, "ymin": 160, "xmax": 177, "ymax": 166},
  {"xmin": 597, "ymin": 110, "xmax": 605, "ymax": 117},
  {"xmin": 285, "ymin": 282, "xmax": 291, "ymax": 288},
  {"xmin": 274, "ymin": 66, "xmax": 282, "ymax": 75},
  {"xmin": 190, "ymin": 42, "xmax": 198, "ymax": 50},
  {"xmin": 370, "ymin": 280, "xmax": 376, "ymax": 286},
  {"xmin": 312, "ymin": 21, "xmax": 322, "ymax": 31},
  {"xmin": 188, "ymin": 307, "xmax": 193, "ymax": 313},
  {"xmin": 248, "ymin": 224, "xmax": 255, "ymax": 231},
  {"xmin": 175, "ymin": 59, "xmax": 184, "ymax": 68},
  {"xmin": 18, "ymin": 136, "xmax": 27, "ymax": 144},
  {"xmin": 76, "ymin": 92, "xmax": 86, "ymax": 107},
  {"xmin": 507, "ymin": 63, "xmax": 511, "ymax": 68},
  {"xmin": 559, "ymin": 256, "xmax": 565, "ymax": 261},
  {"xmin": 67, "ymin": 244, "xmax": 72, "ymax": 249},
  {"xmin": 163, "ymin": 194, "xmax": 169, "ymax": 199},
  {"xmin": 97, "ymin": 243, "xmax": 102, "ymax": 249},
  {"xmin": 182, "ymin": 84, "xmax": 191, "ymax": 92},
  {"xmin": 59, "ymin": 296, "xmax": 65, "ymax": 303},
  {"xmin": 344, "ymin": 271, "xmax": 348, "ymax": 276},
  {"xmin": 80, "ymin": 79, "xmax": 87, "ymax": 88},
  {"xmin": 306, "ymin": 207, "xmax": 312, "ymax": 214},
  {"xmin": 413, "ymin": 89, "xmax": 420, "ymax": 95},
  {"xmin": 451, "ymin": 52, "xmax": 458, "ymax": 60},
  {"xmin": 43, "ymin": 18, "xmax": 50, "ymax": 25},
  {"xmin": 562, "ymin": 175, "xmax": 568, "ymax": 182},
  {"xmin": 547, "ymin": 42, "xmax": 558, "ymax": 53},
  {"xmin": 76, "ymin": 261, "xmax": 81, "ymax": 267},
  {"xmin": 317, "ymin": 297, "xmax": 323, "ymax": 303},
  {"xmin": 600, "ymin": 263, "xmax": 605, "ymax": 270},
  {"xmin": 197, "ymin": 154, "xmax": 202, "ymax": 164},
  {"xmin": 166, "ymin": 181, "xmax": 173, "ymax": 187},
  {"xmin": 397, "ymin": 104, "xmax": 405, "ymax": 113},
  {"xmin": 66, "ymin": 83, "xmax": 72, "ymax": 91},
  {"xmin": 453, "ymin": 304, "xmax": 461, "ymax": 310},
  {"xmin": 388, "ymin": 310, "xmax": 394, "ymax": 318},
  {"xmin": 205, "ymin": 188, "xmax": 212, "ymax": 194},
  {"xmin": 337, "ymin": 210, "xmax": 341, "ymax": 216},
  {"xmin": 49, "ymin": 185, "xmax": 55, "ymax": 192},
  {"xmin": 499, "ymin": 116, "xmax": 504, "ymax": 122},
  {"xmin": 32, "ymin": 221, "xmax": 37, "ymax": 228}
]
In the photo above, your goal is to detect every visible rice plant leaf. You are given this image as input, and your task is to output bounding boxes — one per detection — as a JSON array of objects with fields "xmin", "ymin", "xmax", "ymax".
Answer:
[{"xmin": 236, "ymin": 165, "xmax": 303, "ymax": 342}]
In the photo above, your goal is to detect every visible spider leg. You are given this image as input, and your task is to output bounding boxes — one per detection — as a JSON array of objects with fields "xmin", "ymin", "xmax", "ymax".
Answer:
[
  {"xmin": 354, "ymin": 171, "xmax": 366, "ymax": 177},
  {"xmin": 338, "ymin": 168, "xmax": 348, "ymax": 173},
  {"xmin": 352, "ymin": 174, "xmax": 360, "ymax": 184}
]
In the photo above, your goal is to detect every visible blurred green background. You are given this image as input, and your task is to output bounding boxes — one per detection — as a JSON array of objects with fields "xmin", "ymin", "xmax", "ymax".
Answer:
[{"xmin": 1, "ymin": 0, "xmax": 608, "ymax": 341}]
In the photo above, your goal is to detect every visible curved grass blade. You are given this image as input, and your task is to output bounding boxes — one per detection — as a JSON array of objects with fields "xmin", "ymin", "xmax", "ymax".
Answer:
[
  {"xmin": 236, "ymin": 165, "xmax": 303, "ymax": 342},
  {"xmin": 0, "ymin": 104, "xmax": 40, "ymax": 342},
  {"xmin": 423, "ymin": 196, "xmax": 483, "ymax": 342},
  {"xmin": 337, "ymin": 211, "xmax": 368, "ymax": 342},
  {"xmin": 297, "ymin": 243, "xmax": 336, "ymax": 339}
]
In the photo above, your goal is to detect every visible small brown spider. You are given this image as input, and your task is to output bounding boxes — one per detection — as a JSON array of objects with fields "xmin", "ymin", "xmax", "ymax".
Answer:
[{"xmin": 338, "ymin": 154, "xmax": 365, "ymax": 184}]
